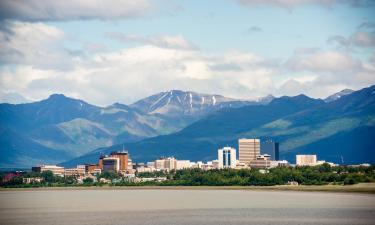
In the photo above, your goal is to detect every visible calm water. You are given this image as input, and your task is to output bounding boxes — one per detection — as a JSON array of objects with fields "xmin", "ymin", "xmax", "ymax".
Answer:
[{"xmin": 0, "ymin": 189, "xmax": 374, "ymax": 225}]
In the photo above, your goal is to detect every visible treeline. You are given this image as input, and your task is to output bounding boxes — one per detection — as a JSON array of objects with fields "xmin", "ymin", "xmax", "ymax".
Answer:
[
  {"xmin": 1, "ymin": 164, "xmax": 374, "ymax": 188},
  {"xmin": 138, "ymin": 164, "xmax": 375, "ymax": 186}
]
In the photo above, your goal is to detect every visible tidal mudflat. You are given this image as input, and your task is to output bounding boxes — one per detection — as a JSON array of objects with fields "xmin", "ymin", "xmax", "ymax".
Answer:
[{"xmin": 1, "ymin": 189, "xmax": 374, "ymax": 225}]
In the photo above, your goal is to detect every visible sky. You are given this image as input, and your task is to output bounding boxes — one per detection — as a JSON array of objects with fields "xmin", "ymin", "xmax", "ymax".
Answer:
[{"xmin": 0, "ymin": 0, "xmax": 374, "ymax": 106}]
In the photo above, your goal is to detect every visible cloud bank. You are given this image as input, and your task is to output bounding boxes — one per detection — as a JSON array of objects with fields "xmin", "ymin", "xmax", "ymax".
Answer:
[
  {"xmin": 1, "ymin": 21, "xmax": 374, "ymax": 105},
  {"xmin": 0, "ymin": 0, "xmax": 153, "ymax": 21},
  {"xmin": 235, "ymin": 0, "xmax": 375, "ymax": 8}
]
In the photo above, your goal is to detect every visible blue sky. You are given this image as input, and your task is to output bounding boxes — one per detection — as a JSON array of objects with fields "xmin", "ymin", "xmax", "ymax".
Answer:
[
  {"xmin": 51, "ymin": 1, "xmax": 373, "ymax": 57},
  {"xmin": 0, "ymin": 0, "xmax": 374, "ymax": 105}
]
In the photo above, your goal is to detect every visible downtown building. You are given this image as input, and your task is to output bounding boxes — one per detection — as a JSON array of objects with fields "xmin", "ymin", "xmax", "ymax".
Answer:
[
  {"xmin": 218, "ymin": 147, "xmax": 236, "ymax": 169},
  {"xmin": 249, "ymin": 154, "xmax": 271, "ymax": 169},
  {"xmin": 296, "ymin": 155, "xmax": 317, "ymax": 166},
  {"xmin": 239, "ymin": 138, "xmax": 260, "ymax": 165},
  {"xmin": 261, "ymin": 140, "xmax": 279, "ymax": 160},
  {"xmin": 99, "ymin": 151, "xmax": 130, "ymax": 173},
  {"xmin": 32, "ymin": 165, "xmax": 65, "ymax": 176},
  {"xmin": 154, "ymin": 157, "xmax": 177, "ymax": 171}
]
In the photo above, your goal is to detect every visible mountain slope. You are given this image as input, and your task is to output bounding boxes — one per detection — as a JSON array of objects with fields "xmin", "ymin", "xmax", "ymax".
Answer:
[
  {"xmin": 0, "ymin": 126, "xmax": 70, "ymax": 168},
  {"xmin": 62, "ymin": 94, "xmax": 326, "ymax": 166},
  {"xmin": 0, "ymin": 90, "xmax": 256, "ymax": 167},
  {"xmin": 63, "ymin": 85, "xmax": 375, "ymax": 166}
]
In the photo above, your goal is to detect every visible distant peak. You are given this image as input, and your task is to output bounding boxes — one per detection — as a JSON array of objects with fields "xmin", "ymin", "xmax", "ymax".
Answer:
[
  {"xmin": 342, "ymin": 88, "xmax": 354, "ymax": 92},
  {"xmin": 324, "ymin": 88, "xmax": 354, "ymax": 103},
  {"xmin": 110, "ymin": 102, "xmax": 129, "ymax": 109},
  {"xmin": 48, "ymin": 93, "xmax": 67, "ymax": 99},
  {"xmin": 45, "ymin": 93, "xmax": 87, "ymax": 105},
  {"xmin": 293, "ymin": 94, "xmax": 310, "ymax": 99}
]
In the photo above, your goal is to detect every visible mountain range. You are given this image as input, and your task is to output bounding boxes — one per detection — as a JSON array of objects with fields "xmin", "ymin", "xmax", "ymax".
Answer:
[
  {"xmin": 0, "ymin": 90, "xmax": 265, "ymax": 168},
  {"xmin": 1, "ymin": 86, "xmax": 373, "ymax": 168},
  {"xmin": 62, "ymin": 85, "xmax": 375, "ymax": 167}
]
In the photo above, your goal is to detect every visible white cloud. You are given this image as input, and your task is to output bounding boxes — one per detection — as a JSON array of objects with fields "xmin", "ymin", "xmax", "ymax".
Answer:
[
  {"xmin": 0, "ymin": 21, "xmax": 78, "ymax": 70},
  {"xmin": 0, "ymin": 21, "xmax": 374, "ymax": 105},
  {"xmin": 328, "ymin": 22, "xmax": 375, "ymax": 49},
  {"xmin": 235, "ymin": 0, "xmax": 374, "ymax": 8},
  {"xmin": 285, "ymin": 49, "xmax": 361, "ymax": 72},
  {"xmin": 351, "ymin": 32, "xmax": 375, "ymax": 47},
  {"xmin": 0, "ymin": 0, "xmax": 153, "ymax": 21},
  {"xmin": 328, "ymin": 32, "xmax": 375, "ymax": 48},
  {"xmin": 107, "ymin": 33, "xmax": 198, "ymax": 50},
  {"xmin": 247, "ymin": 26, "xmax": 263, "ymax": 33}
]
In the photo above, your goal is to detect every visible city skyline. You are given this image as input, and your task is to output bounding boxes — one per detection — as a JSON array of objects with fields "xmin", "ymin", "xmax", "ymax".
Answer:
[{"xmin": 1, "ymin": 2, "xmax": 374, "ymax": 225}]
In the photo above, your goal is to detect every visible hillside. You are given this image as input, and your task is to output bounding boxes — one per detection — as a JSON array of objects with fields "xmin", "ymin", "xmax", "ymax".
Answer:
[
  {"xmin": 63, "ymin": 85, "xmax": 375, "ymax": 166},
  {"xmin": 0, "ymin": 90, "xmax": 255, "ymax": 167}
]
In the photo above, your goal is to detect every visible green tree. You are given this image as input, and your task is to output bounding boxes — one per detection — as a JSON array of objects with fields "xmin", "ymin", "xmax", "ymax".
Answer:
[
  {"xmin": 83, "ymin": 177, "xmax": 94, "ymax": 184},
  {"xmin": 41, "ymin": 171, "xmax": 54, "ymax": 183}
]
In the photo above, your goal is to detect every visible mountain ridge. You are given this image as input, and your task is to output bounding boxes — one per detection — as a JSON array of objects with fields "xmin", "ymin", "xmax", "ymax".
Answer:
[
  {"xmin": 0, "ymin": 90, "xmax": 262, "ymax": 167},
  {"xmin": 62, "ymin": 85, "xmax": 375, "ymax": 167}
]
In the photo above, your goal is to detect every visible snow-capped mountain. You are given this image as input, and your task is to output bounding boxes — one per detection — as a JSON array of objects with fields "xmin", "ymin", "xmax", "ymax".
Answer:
[
  {"xmin": 130, "ymin": 90, "xmax": 255, "ymax": 117},
  {"xmin": 324, "ymin": 89, "xmax": 354, "ymax": 102},
  {"xmin": 0, "ymin": 90, "xmax": 257, "ymax": 167}
]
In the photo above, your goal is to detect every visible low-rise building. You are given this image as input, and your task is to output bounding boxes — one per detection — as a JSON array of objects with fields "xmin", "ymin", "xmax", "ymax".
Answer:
[
  {"xmin": 176, "ymin": 160, "xmax": 191, "ymax": 170},
  {"xmin": 155, "ymin": 157, "xmax": 177, "ymax": 171},
  {"xmin": 270, "ymin": 160, "xmax": 290, "ymax": 168},
  {"xmin": 236, "ymin": 161, "xmax": 250, "ymax": 169},
  {"xmin": 84, "ymin": 164, "xmax": 98, "ymax": 174},
  {"xmin": 92, "ymin": 168, "xmax": 102, "ymax": 175},
  {"xmin": 136, "ymin": 166, "xmax": 156, "ymax": 173},
  {"xmin": 23, "ymin": 177, "xmax": 43, "ymax": 184},
  {"xmin": 32, "ymin": 165, "xmax": 65, "ymax": 176},
  {"xmin": 64, "ymin": 166, "xmax": 85, "ymax": 177},
  {"xmin": 250, "ymin": 154, "xmax": 271, "ymax": 169},
  {"xmin": 296, "ymin": 155, "xmax": 317, "ymax": 166}
]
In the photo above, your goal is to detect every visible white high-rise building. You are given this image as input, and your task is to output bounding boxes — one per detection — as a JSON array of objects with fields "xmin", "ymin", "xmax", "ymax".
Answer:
[{"xmin": 218, "ymin": 147, "xmax": 236, "ymax": 169}]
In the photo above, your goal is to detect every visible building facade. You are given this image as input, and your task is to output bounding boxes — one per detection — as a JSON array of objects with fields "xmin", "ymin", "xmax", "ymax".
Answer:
[
  {"xmin": 64, "ymin": 166, "xmax": 85, "ymax": 177},
  {"xmin": 111, "ymin": 151, "xmax": 129, "ymax": 171},
  {"xmin": 296, "ymin": 155, "xmax": 317, "ymax": 166},
  {"xmin": 176, "ymin": 160, "xmax": 191, "ymax": 170},
  {"xmin": 154, "ymin": 157, "xmax": 177, "ymax": 171},
  {"xmin": 261, "ymin": 140, "xmax": 279, "ymax": 160},
  {"xmin": 218, "ymin": 147, "xmax": 236, "ymax": 169},
  {"xmin": 249, "ymin": 154, "xmax": 271, "ymax": 169},
  {"xmin": 239, "ymin": 138, "xmax": 260, "ymax": 165},
  {"xmin": 102, "ymin": 157, "xmax": 120, "ymax": 172},
  {"xmin": 32, "ymin": 165, "xmax": 65, "ymax": 176}
]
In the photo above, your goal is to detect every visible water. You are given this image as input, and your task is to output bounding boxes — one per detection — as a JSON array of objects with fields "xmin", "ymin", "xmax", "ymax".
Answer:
[{"xmin": 0, "ymin": 189, "xmax": 374, "ymax": 225}]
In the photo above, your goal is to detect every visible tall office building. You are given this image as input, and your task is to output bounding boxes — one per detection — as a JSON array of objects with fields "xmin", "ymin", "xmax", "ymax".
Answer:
[
  {"xmin": 98, "ymin": 154, "xmax": 105, "ymax": 170},
  {"xmin": 218, "ymin": 147, "xmax": 236, "ymax": 169},
  {"xmin": 111, "ymin": 151, "xmax": 129, "ymax": 171},
  {"xmin": 261, "ymin": 140, "xmax": 279, "ymax": 160},
  {"xmin": 239, "ymin": 138, "xmax": 260, "ymax": 165}
]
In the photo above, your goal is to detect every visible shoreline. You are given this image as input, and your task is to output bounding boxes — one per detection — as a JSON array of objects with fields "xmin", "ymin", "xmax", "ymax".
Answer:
[{"xmin": 1, "ymin": 183, "xmax": 375, "ymax": 194}]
